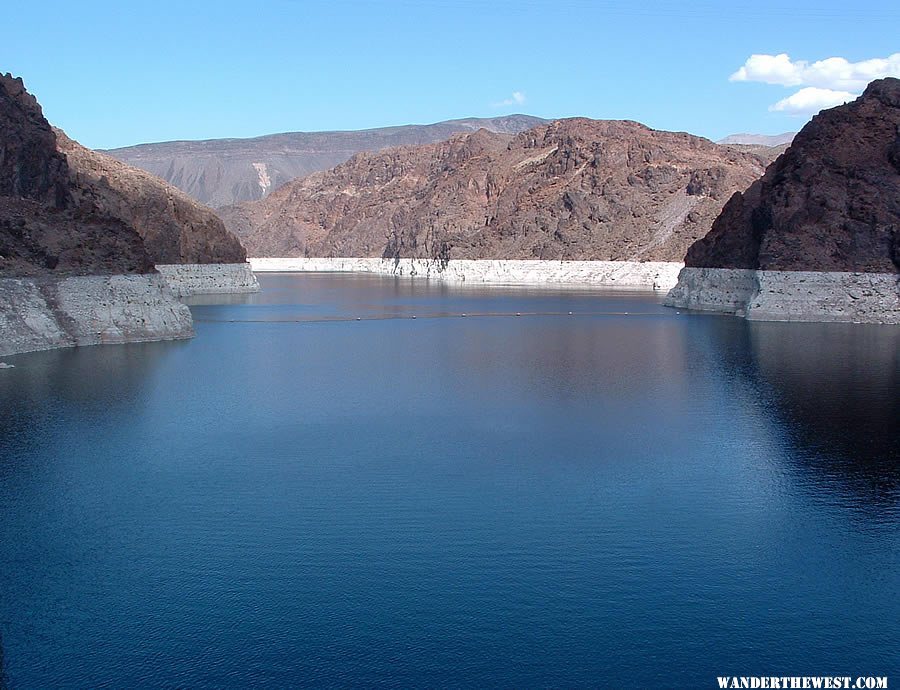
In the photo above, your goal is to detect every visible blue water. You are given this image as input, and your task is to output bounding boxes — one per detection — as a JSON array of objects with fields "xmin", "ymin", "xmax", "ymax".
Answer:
[{"xmin": 0, "ymin": 273, "xmax": 898, "ymax": 688}]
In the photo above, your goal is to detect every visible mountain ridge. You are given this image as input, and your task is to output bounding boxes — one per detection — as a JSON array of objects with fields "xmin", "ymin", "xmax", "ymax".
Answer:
[
  {"xmin": 717, "ymin": 132, "xmax": 796, "ymax": 146},
  {"xmin": 222, "ymin": 117, "xmax": 770, "ymax": 263},
  {"xmin": 106, "ymin": 115, "xmax": 547, "ymax": 207}
]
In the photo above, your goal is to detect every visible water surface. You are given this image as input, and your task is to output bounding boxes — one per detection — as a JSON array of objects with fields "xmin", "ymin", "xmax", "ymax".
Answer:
[{"xmin": 1, "ymin": 273, "xmax": 898, "ymax": 687}]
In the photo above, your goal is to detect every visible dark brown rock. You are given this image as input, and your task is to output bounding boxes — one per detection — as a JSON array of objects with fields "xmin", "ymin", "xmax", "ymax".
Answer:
[
  {"xmin": 0, "ymin": 74, "xmax": 69, "ymax": 208},
  {"xmin": 56, "ymin": 130, "xmax": 247, "ymax": 264},
  {"xmin": 223, "ymin": 119, "xmax": 768, "ymax": 262},
  {"xmin": 0, "ymin": 74, "xmax": 152, "ymax": 277},
  {"xmin": 685, "ymin": 77, "xmax": 900, "ymax": 273}
]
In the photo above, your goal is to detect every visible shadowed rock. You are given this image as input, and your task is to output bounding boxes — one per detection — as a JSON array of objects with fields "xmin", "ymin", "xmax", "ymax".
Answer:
[
  {"xmin": 685, "ymin": 78, "xmax": 900, "ymax": 274},
  {"xmin": 55, "ymin": 130, "xmax": 246, "ymax": 265}
]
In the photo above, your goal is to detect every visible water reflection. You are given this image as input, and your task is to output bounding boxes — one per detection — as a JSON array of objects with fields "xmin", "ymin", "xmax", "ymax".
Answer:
[
  {"xmin": 0, "ymin": 340, "xmax": 183, "ymax": 471},
  {"xmin": 712, "ymin": 319, "xmax": 900, "ymax": 512}
]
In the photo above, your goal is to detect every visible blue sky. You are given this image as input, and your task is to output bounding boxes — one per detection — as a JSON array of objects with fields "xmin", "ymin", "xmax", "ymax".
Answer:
[{"xmin": 4, "ymin": 0, "xmax": 899, "ymax": 149}]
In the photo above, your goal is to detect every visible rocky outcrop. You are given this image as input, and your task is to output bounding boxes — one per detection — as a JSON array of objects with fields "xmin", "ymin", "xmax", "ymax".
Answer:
[
  {"xmin": 0, "ymin": 74, "xmax": 68, "ymax": 207},
  {"xmin": 0, "ymin": 73, "xmax": 193, "ymax": 356},
  {"xmin": 56, "ymin": 130, "xmax": 248, "ymax": 265},
  {"xmin": 222, "ymin": 119, "xmax": 768, "ymax": 264},
  {"xmin": 0, "ymin": 73, "xmax": 153, "ymax": 277},
  {"xmin": 107, "ymin": 115, "xmax": 546, "ymax": 207},
  {"xmin": 667, "ymin": 78, "xmax": 900, "ymax": 323}
]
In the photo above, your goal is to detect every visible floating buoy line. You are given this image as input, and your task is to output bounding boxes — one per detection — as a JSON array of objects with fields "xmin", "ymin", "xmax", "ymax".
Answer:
[{"xmin": 194, "ymin": 310, "xmax": 680, "ymax": 325}]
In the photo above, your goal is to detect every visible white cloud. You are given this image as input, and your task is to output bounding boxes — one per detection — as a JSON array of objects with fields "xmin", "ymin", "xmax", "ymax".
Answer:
[
  {"xmin": 731, "ymin": 52, "xmax": 900, "ymax": 91},
  {"xmin": 768, "ymin": 87, "xmax": 857, "ymax": 116},
  {"xmin": 493, "ymin": 91, "xmax": 526, "ymax": 108},
  {"xmin": 729, "ymin": 52, "xmax": 900, "ymax": 117}
]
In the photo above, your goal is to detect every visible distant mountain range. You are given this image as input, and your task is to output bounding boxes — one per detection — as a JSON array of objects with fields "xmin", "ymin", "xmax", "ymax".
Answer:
[
  {"xmin": 717, "ymin": 132, "xmax": 796, "ymax": 146},
  {"xmin": 106, "ymin": 115, "xmax": 546, "ymax": 208}
]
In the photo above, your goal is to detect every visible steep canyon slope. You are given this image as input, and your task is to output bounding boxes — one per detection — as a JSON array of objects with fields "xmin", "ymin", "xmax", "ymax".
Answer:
[
  {"xmin": 685, "ymin": 78, "xmax": 900, "ymax": 273},
  {"xmin": 0, "ymin": 73, "xmax": 151, "ymax": 277},
  {"xmin": 222, "ymin": 119, "xmax": 770, "ymax": 262},
  {"xmin": 0, "ymin": 73, "xmax": 193, "ymax": 356},
  {"xmin": 56, "ymin": 130, "xmax": 246, "ymax": 265}
]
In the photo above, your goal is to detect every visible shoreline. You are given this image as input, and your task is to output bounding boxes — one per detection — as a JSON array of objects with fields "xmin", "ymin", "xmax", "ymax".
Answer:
[
  {"xmin": 1, "ymin": 263, "xmax": 259, "ymax": 359},
  {"xmin": 156, "ymin": 262, "xmax": 260, "ymax": 297},
  {"xmin": 248, "ymin": 258, "xmax": 685, "ymax": 290},
  {"xmin": 0, "ymin": 274, "xmax": 194, "ymax": 358},
  {"xmin": 666, "ymin": 267, "xmax": 900, "ymax": 324}
]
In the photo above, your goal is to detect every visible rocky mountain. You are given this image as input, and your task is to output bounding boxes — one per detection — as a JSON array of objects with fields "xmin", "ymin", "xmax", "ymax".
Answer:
[
  {"xmin": 667, "ymin": 78, "xmax": 899, "ymax": 324},
  {"xmin": 0, "ymin": 73, "xmax": 151, "ymax": 277},
  {"xmin": 718, "ymin": 132, "xmax": 795, "ymax": 146},
  {"xmin": 685, "ymin": 78, "xmax": 900, "ymax": 273},
  {"xmin": 106, "ymin": 115, "xmax": 546, "ymax": 208},
  {"xmin": 56, "ymin": 130, "xmax": 246, "ymax": 265},
  {"xmin": 221, "ymin": 119, "xmax": 769, "ymax": 262},
  {"xmin": 1, "ymin": 73, "xmax": 193, "ymax": 357}
]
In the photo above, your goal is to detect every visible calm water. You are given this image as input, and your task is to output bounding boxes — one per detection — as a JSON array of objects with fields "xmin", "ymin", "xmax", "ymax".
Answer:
[{"xmin": 0, "ymin": 273, "xmax": 898, "ymax": 688}]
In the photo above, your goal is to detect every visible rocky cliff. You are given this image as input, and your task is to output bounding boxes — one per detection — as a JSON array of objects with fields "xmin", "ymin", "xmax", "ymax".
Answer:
[
  {"xmin": 0, "ymin": 73, "xmax": 192, "ymax": 355},
  {"xmin": 107, "ymin": 115, "xmax": 546, "ymax": 207},
  {"xmin": 667, "ymin": 78, "xmax": 900, "ymax": 323},
  {"xmin": 56, "ymin": 130, "xmax": 247, "ymax": 265},
  {"xmin": 0, "ymin": 74, "xmax": 152, "ymax": 277},
  {"xmin": 222, "ymin": 119, "xmax": 768, "ymax": 263}
]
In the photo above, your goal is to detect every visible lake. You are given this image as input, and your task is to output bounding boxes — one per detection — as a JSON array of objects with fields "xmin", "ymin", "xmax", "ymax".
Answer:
[{"xmin": 0, "ymin": 273, "xmax": 898, "ymax": 688}]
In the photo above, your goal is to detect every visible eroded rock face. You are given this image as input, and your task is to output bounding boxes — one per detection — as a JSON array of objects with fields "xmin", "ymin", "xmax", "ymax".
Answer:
[
  {"xmin": 221, "ymin": 119, "xmax": 768, "ymax": 262},
  {"xmin": 0, "ymin": 73, "xmax": 152, "ymax": 277},
  {"xmin": 685, "ymin": 78, "xmax": 900, "ymax": 274},
  {"xmin": 56, "ymin": 131, "xmax": 247, "ymax": 265}
]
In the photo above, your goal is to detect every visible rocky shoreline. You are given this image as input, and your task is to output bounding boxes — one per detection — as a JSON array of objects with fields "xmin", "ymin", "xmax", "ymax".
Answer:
[
  {"xmin": 666, "ymin": 79, "xmax": 900, "ymax": 325},
  {"xmin": 0, "ymin": 274, "xmax": 194, "ymax": 358},
  {"xmin": 156, "ymin": 263, "xmax": 260, "ymax": 297},
  {"xmin": 0, "ymin": 264, "xmax": 261, "ymax": 358},
  {"xmin": 249, "ymin": 258, "xmax": 685, "ymax": 290},
  {"xmin": 665, "ymin": 268, "xmax": 900, "ymax": 324}
]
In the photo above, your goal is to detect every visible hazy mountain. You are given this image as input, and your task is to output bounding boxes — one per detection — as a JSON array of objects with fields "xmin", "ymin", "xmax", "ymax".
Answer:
[
  {"xmin": 717, "ymin": 132, "xmax": 796, "ymax": 146},
  {"xmin": 106, "ymin": 115, "xmax": 546, "ymax": 208},
  {"xmin": 221, "ymin": 118, "xmax": 769, "ymax": 262}
]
